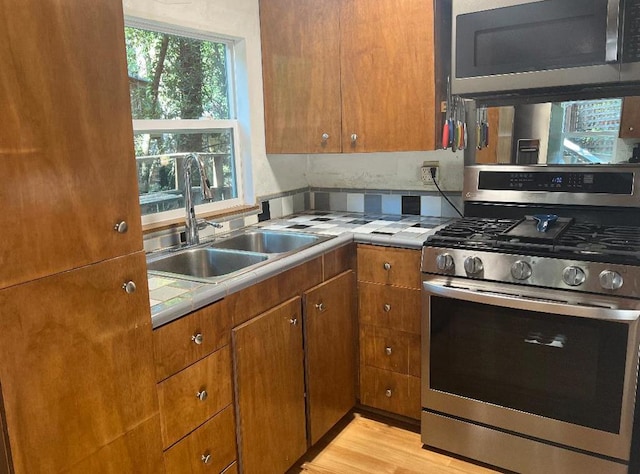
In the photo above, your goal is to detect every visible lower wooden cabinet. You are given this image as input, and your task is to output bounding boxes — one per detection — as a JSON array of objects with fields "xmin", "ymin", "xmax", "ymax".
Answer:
[
  {"xmin": 304, "ymin": 271, "xmax": 356, "ymax": 445},
  {"xmin": 233, "ymin": 297, "xmax": 307, "ymax": 474},
  {"xmin": 164, "ymin": 405, "xmax": 237, "ymax": 473},
  {"xmin": 360, "ymin": 366, "xmax": 421, "ymax": 419},
  {"xmin": 0, "ymin": 253, "xmax": 164, "ymax": 473}
]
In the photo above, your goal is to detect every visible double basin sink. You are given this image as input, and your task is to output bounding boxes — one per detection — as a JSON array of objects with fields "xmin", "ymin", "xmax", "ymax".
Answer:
[{"xmin": 146, "ymin": 229, "xmax": 332, "ymax": 282}]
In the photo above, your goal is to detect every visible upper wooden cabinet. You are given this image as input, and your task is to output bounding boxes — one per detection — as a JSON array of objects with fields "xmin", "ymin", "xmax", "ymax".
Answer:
[
  {"xmin": 260, "ymin": 0, "xmax": 436, "ymax": 154},
  {"xmin": 0, "ymin": 0, "xmax": 143, "ymax": 290},
  {"xmin": 619, "ymin": 96, "xmax": 640, "ymax": 139}
]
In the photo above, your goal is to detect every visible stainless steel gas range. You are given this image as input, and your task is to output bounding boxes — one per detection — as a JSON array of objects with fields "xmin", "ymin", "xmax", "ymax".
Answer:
[{"xmin": 421, "ymin": 165, "xmax": 640, "ymax": 474}]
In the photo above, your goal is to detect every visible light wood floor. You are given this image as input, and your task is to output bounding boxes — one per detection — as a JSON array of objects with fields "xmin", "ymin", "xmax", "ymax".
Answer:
[{"xmin": 288, "ymin": 412, "xmax": 502, "ymax": 474}]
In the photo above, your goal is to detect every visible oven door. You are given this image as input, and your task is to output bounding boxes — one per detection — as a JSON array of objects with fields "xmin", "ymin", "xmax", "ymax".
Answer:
[
  {"xmin": 452, "ymin": 0, "xmax": 621, "ymax": 95},
  {"xmin": 422, "ymin": 276, "xmax": 640, "ymax": 462}
]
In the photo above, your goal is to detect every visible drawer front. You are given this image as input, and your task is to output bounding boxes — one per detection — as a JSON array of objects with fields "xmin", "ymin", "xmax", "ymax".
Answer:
[
  {"xmin": 360, "ymin": 325, "xmax": 420, "ymax": 377},
  {"xmin": 360, "ymin": 366, "xmax": 421, "ymax": 420},
  {"xmin": 154, "ymin": 300, "xmax": 231, "ymax": 382},
  {"xmin": 357, "ymin": 245, "xmax": 421, "ymax": 289},
  {"xmin": 158, "ymin": 346, "xmax": 233, "ymax": 448},
  {"xmin": 358, "ymin": 282, "xmax": 420, "ymax": 334},
  {"xmin": 164, "ymin": 405, "xmax": 236, "ymax": 474}
]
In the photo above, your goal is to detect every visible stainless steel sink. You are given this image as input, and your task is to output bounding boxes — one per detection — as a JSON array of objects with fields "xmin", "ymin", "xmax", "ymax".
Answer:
[
  {"xmin": 146, "ymin": 248, "xmax": 268, "ymax": 281},
  {"xmin": 211, "ymin": 230, "xmax": 325, "ymax": 253}
]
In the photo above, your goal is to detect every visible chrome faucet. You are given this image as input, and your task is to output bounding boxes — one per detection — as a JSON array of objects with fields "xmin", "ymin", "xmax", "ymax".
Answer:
[{"xmin": 183, "ymin": 153, "xmax": 216, "ymax": 246}]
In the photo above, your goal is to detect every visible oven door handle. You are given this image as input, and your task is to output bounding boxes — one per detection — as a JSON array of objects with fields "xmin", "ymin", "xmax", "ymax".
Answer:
[{"xmin": 423, "ymin": 281, "xmax": 640, "ymax": 322}]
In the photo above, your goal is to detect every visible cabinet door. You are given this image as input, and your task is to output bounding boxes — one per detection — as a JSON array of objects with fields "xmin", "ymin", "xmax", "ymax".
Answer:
[
  {"xmin": 232, "ymin": 298, "xmax": 306, "ymax": 473},
  {"xmin": 340, "ymin": 0, "xmax": 436, "ymax": 152},
  {"xmin": 619, "ymin": 96, "xmax": 640, "ymax": 138},
  {"xmin": 0, "ymin": 253, "xmax": 163, "ymax": 474},
  {"xmin": 303, "ymin": 271, "xmax": 356, "ymax": 445},
  {"xmin": 0, "ymin": 0, "xmax": 143, "ymax": 290},
  {"xmin": 260, "ymin": 0, "xmax": 342, "ymax": 153}
]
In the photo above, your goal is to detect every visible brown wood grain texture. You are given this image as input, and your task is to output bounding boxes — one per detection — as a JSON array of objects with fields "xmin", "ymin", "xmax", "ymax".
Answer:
[
  {"xmin": 222, "ymin": 462, "xmax": 238, "ymax": 474},
  {"xmin": 359, "ymin": 367, "xmax": 421, "ymax": 420},
  {"xmin": 233, "ymin": 297, "xmax": 307, "ymax": 474},
  {"xmin": 0, "ymin": 253, "xmax": 162, "ymax": 473},
  {"xmin": 323, "ymin": 243, "xmax": 357, "ymax": 280},
  {"xmin": 163, "ymin": 405, "xmax": 237, "ymax": 474},
  {"xmin": 157, "ymin": 347, "xmax": 233, "ymax": 449},
  {"xmin": 340, "ymin": 0, "xmax": 436, "ymax": 152},
  {"xmin": 259, "ymin": 0, "xmax": 342, "ymax": 153},
  {"xmin": 358, "ymin": 282, "xmax": 421, "ymax": 334},
  {"xmin": 304, "ymin": 271, "xmax": 357, "ymax": 445},
  {"xmin": 356, "ymin": 245, "xmax": 422, "ymax": 289},
  {"xmin": 0, "ymin": 384, "xmax": 10, "ymax": 474},
  {"xmin": 360, "ymin": 325, "xmax": 420, "ymax": 378},
  {"xmin": 619, "ymin": 96, "xmax": 640, "ymax": 138},
  {"xmin": 0, "ymin": 0, "xmax": 143, "ymax": 290},
  {"xmin": 153, "ymin": 299, "xmax": 231, "ymax": 382},
  {"xmin": 288, "ymin": 412, "xmax": 501, "ymax": 473},
  {"xmin": 228, "ymin": 257, "xmax": 322, "ymax": 327}
]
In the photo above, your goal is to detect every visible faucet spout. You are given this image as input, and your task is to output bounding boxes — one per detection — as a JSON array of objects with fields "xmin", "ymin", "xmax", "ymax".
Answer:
[{"xmin": 184, "ymin": 153, "xmax": 214, "ymax": 246}]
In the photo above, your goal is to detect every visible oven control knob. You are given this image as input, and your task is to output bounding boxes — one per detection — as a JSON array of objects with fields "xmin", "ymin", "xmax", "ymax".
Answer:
[
  {"xmin": 599, "ymin": 270, "xmax": 623, "ymax": 291},
  {"xmin": 435, "ymin": 253, "xmax": 454, "ymax": 272},
  {"xmin": 463, "ymin": 256, "xmax": 484, "ymax": 275},
  {"xmin": 563, "ymin": 266, "xmax": 586, "ymax": 287},
  {"xmin": 511, "ymin": 260, "xmax": 532, "ymax": 280}
]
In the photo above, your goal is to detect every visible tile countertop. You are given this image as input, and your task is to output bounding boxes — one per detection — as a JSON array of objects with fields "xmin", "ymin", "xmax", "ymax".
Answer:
[{"xmin": 148, "ymin": 211, "xmax": 453, "ymax": 328}]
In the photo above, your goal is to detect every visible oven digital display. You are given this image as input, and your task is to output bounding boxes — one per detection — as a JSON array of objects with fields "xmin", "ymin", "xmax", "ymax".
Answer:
[{"xmin": 478, "ymin": 171, "xmax": 633, "ymax": 194}]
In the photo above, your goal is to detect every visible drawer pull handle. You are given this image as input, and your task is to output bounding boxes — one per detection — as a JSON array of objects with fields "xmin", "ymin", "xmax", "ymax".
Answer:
[
  {"xmin": 196, "ymin": 389, "xmax": 208, "ymax": 401},
  {"xmin": 315, "ymin": 302, "xmax": 325, "ymax": 312},
  {"xmin": 191, "ymin": 333, "xmax": 204, "ymax": 345},
  {"xmin": 122, "ymin": 281, "xmax": 136, "ymax": 294},
  {"xmin": 385, "ymin": 389, "xmax": 393, "ymax": 398},
  {"xmin": 289, "ymin": 318, "xmax": 298, "ymax": 326},
  {"xmin": 383, "ymin": 262, "xmax": 391, "ymax": 271},
  {"xmin": 114, "ymin": 221, "xmax": 128, "ymax": 233},
  {"xmin": 201, "ymin": 452, "xmax": 212, "ymax": 465},
  {"xmin": 385, "ymin": 346, "xmax": 392, "ymax": 356},
  {"xmin": 383, "ymin": 304, "xmax": 391, "ymax": 312}
]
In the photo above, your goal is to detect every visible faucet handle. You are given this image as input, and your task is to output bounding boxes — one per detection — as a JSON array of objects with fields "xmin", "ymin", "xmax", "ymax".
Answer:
[{"xmin": 196, "ymin": 219, "xmax": 223, "ymax": 230}]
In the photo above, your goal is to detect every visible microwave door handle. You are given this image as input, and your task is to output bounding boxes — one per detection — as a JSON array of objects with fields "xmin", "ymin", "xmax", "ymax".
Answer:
[
  {"xmin": 606, "ymin": 0, "xmax": 621, "ymax": 62},
  {"xmin": 422, "ymin": 281, "xmax": 640, "ymax": 322}
]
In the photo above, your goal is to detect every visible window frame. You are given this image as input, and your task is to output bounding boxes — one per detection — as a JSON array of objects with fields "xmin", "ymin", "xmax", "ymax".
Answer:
[{"xmin": 125, "ymin": 18, "xmax": 247, "ymax": 228}]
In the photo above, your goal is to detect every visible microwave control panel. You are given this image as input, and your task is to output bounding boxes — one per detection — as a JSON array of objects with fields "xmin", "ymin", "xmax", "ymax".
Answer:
[{"xmin": 623, "ymin": 1, "xmax": 640, "ymax": 62}]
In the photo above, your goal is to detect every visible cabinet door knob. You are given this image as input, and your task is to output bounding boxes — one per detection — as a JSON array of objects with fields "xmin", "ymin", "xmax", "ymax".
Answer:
[
  {"xmin": 315, "ymin": 302, "xmax": 325, "ymax": 312},
  {"xmin": 122, "ymin": 281, "xmax": 136, "ymax": 294},
  {"xmin": 191, "ymin": 333, "xmax": 204, "ymax": 345},
  {"xmin": 385, "ymin": 389, "xmax": 393, "ymax": 398},
  {"xmin": 383, "ymin": 304, "xmax": 391, "ymax": 312},
  {"xmin": 630, "ymin": 126, "xmax": 634, "ymax": 132},
  {"xmin": 201, "ymin": 452, "xmax": 212, "ymax": 465},
  {"xmin": 114, "ymin": 221, "xmax": 128, "ymax": 233},
  {"xmin": 385, "ymin": 346, "xmax": 392, "ymax": 356},
  {"xmin": 351, "ymin": 133, "xmax": 358, "ymax": 144},
  {"xmin": 196, "ymin": 389, "xmax": 208, "ymax": 401},
  {"xmin": 289, "ymin": 318, "xmax": 298, "ymax": 326},
  {"xmin": 383, "ymin": 262, "xmax": 391, "ymax": 271},
  {"xmin": 321, "ymin": 133, "xmax": 330, "ymax": 142}
]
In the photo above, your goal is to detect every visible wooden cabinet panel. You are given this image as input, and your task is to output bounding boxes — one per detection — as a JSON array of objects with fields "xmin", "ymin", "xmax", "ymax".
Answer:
[
  {"xmin": 357, "ymin": 245, "xmax": 422, "ymax": 289},
  {"xmin": 361, "ymin": 325, "xmax": 420, "ymax": 378},
  {"xmin": 227, "ymin": 257, "xmax": 322, "ymax": 327},
  {"xmin": 358, "ymin": 282, "xmax": 421, "ymax": 334},
  {"xmin": 0, "ymin": 385, "xmax": 10, "ymax": 474},
  {"xmin": 323, "ymin": 243, "xmax": 356, "ymax": 280},
  {"xmin": 0, "ymin": 253, "xmax": 162, "ymax": 474},
  {"xmin": 259, "ymin": 0, "xmax": 342, "ymax": 153},
  {"xmin": 0, "ymin": 0, "xmax": 143, "ymax": 290},
  {"xmin": 154, "ymin": 300, "xmax": 231, "ymax": 382},
  {"xmin": 619, "ymin": 96, "xmax": 640, "ymax": 138},
  {"xmin": 222, "ymin": 462, "xmax": 238, "ymax": 474},
  {"xmin": 164, "ymin": 405, "xmax": 236, "ymax": 474},
  {"xmin": 304, "ymin": 271, "xmax": 357, "ymax": 445},
  {"xmin": 233, "ymin": 298, "xmax": 307, "ymax": 474},
  {"xmin": 340, "ymin": 0, "xmax": 435, "ymax": 152},
  {"xmin": 360, "ymin": 367, "xmax": 421, "ymax": 420},
  {"xmin": 157, "ymin": 347, "xmax": 233, "ymax": 449}
]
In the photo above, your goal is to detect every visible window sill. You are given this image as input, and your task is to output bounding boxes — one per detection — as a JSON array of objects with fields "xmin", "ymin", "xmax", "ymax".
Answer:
[{"xmin": 141, "ymin": 204, "xmax": 260, "ymax": 234}]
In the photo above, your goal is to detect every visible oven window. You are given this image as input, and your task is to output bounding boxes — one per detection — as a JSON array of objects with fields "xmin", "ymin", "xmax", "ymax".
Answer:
[{"xmin": 429, "ymin": 296, "xmax": 628, "ymax": 433}]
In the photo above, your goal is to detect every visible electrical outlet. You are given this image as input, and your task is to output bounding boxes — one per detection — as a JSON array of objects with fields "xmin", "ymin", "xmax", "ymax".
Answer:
[{"xmin": 421, "ymin": 161, "xmax": 439, "ymax": 184}]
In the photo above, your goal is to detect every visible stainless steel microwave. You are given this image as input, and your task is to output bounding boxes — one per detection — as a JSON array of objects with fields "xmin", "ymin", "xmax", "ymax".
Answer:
[{"xmin": 452, "ymin": 0, "xmax": 640, "ymax": 96}]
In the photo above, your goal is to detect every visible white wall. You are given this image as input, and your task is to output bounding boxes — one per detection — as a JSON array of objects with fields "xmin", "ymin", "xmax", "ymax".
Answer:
[{"xmin": 123, "ymin": 0, "xmax": 463, "ymax": 202}]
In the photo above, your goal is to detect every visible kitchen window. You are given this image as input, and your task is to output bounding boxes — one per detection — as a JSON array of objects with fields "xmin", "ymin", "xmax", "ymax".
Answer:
[{"xmin": 125, "ymin": 23, "xmax": 244, "ymax": 226}]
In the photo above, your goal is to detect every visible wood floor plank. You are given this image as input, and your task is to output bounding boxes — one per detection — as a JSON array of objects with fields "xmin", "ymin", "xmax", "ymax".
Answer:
[{"xmin": 289, "ymin": 412, "xmax": 501, "ymax": 474}]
